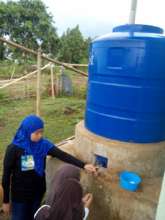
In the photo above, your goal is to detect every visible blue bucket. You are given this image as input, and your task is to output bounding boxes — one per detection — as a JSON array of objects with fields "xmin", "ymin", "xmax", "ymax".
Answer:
[{"xmin": 119, "ymin": 171, "xmax": 142, "ymax": 192}]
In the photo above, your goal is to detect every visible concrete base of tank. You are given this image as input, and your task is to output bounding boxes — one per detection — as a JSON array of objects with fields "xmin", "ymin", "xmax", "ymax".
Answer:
[
  {"xmin": 46, "ymin": 120, "xmax": 165, "ymax": 220},
  {"xmin": 75, "ymin": 121, "xmax": 165, "ymax": 178}
]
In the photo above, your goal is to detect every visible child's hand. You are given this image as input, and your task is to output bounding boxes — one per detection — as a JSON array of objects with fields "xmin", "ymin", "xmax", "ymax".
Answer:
[
  {"xmin": 84, "ymin": 164, "xmax": 98, "ymax": 175},
  {"xmin": 82, "ymin": 193, "xmax": 93, "ymax": 208},
  {"xmin": 2, "ymin": 203, "xmax": 10, "ymax": 215}
]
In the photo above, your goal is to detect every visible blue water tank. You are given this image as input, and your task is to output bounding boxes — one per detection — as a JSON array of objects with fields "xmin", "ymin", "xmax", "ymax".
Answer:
[{"xmin": 85, "ymin": 24, "xmax": 165, "ymax": 143}]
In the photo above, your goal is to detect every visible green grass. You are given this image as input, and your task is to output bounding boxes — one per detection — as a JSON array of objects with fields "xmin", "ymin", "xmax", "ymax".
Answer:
[
  {"xmin": 0, "ymin": 61, "xmax": 87, "ymax": 179},
  {"xmin": 0, "ymin": 97, "xmax": 86, "ymax": 177},
  {"xmin": 0, "ymin": 60, "xmax": 35, "ymax": 78},
  {"xmin": 0, "ymin": 60, "xmax": 88, "ymax": 79}
]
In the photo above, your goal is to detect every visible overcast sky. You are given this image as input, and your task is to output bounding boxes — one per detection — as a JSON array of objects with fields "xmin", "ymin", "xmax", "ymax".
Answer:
[{"xmin": 42, "ymin": 0, "xmax": 165, "ymax": 37}]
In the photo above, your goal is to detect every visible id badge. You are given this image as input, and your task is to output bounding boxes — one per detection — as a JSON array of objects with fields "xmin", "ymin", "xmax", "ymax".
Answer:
[{"xmin": 21, "ymin": 155, "xmax": 35, "ymax": 171}]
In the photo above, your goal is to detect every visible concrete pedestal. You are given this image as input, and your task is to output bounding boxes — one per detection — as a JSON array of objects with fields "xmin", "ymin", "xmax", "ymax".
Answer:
[
  {"xmin": 46, "ymin": 120, "xmax": 165, "ymax": 220},
  {"xmin": 75, "ymin": 121, "xmax": 165, "ymax": 178}
]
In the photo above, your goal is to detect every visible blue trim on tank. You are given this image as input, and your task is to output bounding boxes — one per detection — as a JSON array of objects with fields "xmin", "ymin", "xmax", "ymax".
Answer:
[{"xmin": 113, "ymin": 24, "xmax": 163, "ymax": 34}]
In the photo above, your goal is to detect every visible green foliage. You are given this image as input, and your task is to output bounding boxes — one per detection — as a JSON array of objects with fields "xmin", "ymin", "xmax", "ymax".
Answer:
[
  {"xmin": 0, "ymin": 0, "xmax": 91, "ymax": 64},
  {"xmin": 59, "ymin": 25, "xmax": 91, "ymax": 63},
  {"xmin": 0, "ymin": 0, "xmax": 59, "ymax": 59}
]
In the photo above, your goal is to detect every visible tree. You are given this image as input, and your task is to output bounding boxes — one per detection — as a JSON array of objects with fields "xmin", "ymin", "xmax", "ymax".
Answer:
[
  {"xmin": 81, "ymin": 37, "xmax": 92, "ymax": 63},
  {"xmin": 0, "ymin": 1, "xmax": 7, "ymax": 59},
  {"xmin": 59, "ymin": 25, "xmax": 90, "ymax": 64},
  {"xmin": 0, "ymin": 0, "xmax": 59, "ymax": 60}
]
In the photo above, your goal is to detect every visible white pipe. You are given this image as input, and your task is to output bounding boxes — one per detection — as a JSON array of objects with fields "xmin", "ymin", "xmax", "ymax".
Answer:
[{"xmin": 129, "ymin": 0, "xmax": 138, "ymax": 24}]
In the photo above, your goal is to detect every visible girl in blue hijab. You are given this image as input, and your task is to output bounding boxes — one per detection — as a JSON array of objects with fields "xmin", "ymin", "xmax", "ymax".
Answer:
[{"xmin": 2, "ymin": 115, "xmax": 97, "ymax": 220}]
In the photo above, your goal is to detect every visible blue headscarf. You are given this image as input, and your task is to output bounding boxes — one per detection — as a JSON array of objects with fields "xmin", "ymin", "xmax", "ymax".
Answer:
[{"xmin": 12, "ymin": 114, "xmax": 54, "ymax": 176}]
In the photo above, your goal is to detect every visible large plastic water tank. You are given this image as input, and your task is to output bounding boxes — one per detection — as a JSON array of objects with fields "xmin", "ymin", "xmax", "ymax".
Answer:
[{"xmin": 85, "ymin": 24, "xmax": 165, "ymax": 143}]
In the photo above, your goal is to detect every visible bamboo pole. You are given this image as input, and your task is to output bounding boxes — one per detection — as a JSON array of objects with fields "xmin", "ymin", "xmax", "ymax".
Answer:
[
  {"xmin": 36, "ymin": 47, "xmax": 42, "ymax": 116},
  {"xmin": 0, "ymin": 63, "xmax": 50, "ymax": 89},
  {"xmin": 10, "ymin": 66, "xmax": 16, "ymax": 80},
  {"xmin": 59, "ymin": 66, "xmax": 65, "ymax": 95},
  {"xmin": 0, "ymin": 37, "xmax": 88, "ymax": 77},
  {"xmin": 50, "ymin": 64, "xmax": 55, "ymax": 99}
]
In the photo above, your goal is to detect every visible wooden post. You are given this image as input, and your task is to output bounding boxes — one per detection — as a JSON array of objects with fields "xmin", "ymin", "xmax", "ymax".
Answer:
[
  {"xmin": 10, "ymin": 65, "xmax": 16, "ymax": 80},
  {"xmin": 36, "ymin": 47, "xmax": 42, "ymax": 116},
  {"xmin": 26, "ymin": 75, "xmax": 29, "ymax": 99},
  {"xmin": 0, "ymin": 63, "xmax": 49, "ymax": 90},
  {"xmin": 50, "ymin": 64, "xmax": 55, "ymax": 99},
  {"xmin": 0, "ymin": 37, "xmax": 88, "ymax": 77},
  {"xmin": 55, "ymin": 70, "xmax": 59, "ymax": 97},
  {"xmin": 59, "ymin": 65, "xmax": 64, "ymax": 95}
]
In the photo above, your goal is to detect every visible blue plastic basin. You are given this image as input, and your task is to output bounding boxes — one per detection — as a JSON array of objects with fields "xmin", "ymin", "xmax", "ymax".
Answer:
[{"xmin": 119, "ymin": 171, "xmax": 142, "ymax": 192}]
